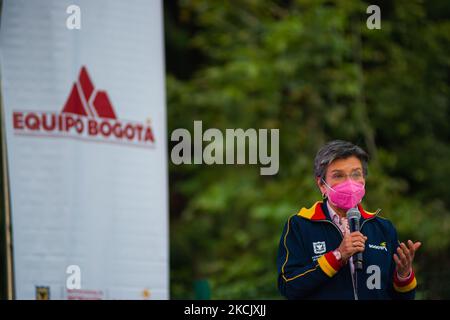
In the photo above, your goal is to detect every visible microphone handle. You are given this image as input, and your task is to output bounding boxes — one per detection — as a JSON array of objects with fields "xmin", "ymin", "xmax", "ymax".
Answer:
[
  {"xmin": 350, "ymin": 218, "xmax": 364, "ymax": 271},
  {"xmin": 355, "ymin": 253, "xmax": 363, "ymax": 270}
]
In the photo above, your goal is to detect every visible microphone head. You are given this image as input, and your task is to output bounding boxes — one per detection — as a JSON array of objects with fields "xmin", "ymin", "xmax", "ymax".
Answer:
[{"xmin": 346, "ymin": 208, "xmax": 361, "ymax": 221}]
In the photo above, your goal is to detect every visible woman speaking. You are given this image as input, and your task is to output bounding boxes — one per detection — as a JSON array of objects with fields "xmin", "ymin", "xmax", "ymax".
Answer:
[{"xmin": 277, "ymin": 140, "xmax": 421, "ymax": 299}]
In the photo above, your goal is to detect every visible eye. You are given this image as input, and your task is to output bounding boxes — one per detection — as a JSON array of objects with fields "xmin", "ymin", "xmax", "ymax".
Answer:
[
  {"xmin": 332, "ymin": 173, "xmax": 345, "ymax": 179},
  {"xmin": 351, "ymin": 171, "xmax": 363, "ymax": 179}
]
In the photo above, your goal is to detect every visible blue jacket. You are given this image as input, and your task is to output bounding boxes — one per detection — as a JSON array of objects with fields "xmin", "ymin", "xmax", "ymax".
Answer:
[{"xmin": 277, "ymin": 201, "xmax": 417, "ymax": 300}]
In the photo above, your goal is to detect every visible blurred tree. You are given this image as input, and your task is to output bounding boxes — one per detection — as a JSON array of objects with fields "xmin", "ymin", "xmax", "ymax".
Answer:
[{"xmin": 164, "ymin": 0, "xmax": 450, "ymax": 299}]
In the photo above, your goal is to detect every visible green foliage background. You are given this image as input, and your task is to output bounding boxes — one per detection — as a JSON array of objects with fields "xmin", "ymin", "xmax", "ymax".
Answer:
[{"xmin": 164, "ymin": 0, "xmax": 450, "ymax": 299}]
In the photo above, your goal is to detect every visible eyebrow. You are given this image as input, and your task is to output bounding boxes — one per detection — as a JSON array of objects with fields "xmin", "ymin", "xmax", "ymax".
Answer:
[{"xmin": 330, "ymin": 168, "xmax": 362, "ymax": 173}]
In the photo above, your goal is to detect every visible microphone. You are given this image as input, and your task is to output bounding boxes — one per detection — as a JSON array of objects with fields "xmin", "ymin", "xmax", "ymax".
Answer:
[{"xmin": 346, "ymin": 208, "xmax": 363, "ymax": 271}]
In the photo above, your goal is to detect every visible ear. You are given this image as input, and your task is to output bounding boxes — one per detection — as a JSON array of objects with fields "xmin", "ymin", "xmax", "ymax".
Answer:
[{"xmin": 316, "ymin": 177, "xmax": 327, "ymax": 197}]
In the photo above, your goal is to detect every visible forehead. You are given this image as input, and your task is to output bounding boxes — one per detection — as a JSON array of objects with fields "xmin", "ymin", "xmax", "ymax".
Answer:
[{"xmin": 327, "ymin": 156, "xmax": 362, "ymax": 173}]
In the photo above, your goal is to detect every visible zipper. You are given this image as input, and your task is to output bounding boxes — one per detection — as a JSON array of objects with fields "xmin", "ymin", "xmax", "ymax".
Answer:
[
  {"xmin": 352, "ymin": 208, "xmax": 381, "ymax": 300},
  {"xmin": 319, "ymin": 219, "xmax": 359, "ymax": 300}
]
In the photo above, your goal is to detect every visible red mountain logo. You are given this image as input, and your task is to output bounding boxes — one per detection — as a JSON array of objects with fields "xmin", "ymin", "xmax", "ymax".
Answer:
[
  {"xmin": 12, "ymin": 66, "xmax": 155, "ymax": 148},
  {"xmin": 63, "ymin": 66, "xmax": 117, "ymax": 119}
]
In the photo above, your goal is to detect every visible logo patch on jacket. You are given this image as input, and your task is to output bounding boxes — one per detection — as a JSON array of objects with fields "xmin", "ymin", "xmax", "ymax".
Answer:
[
  {"xmin": 368, "ymin": 241, "xmax": 388, "ymax": 252},
  {"xmin": 313, "ymin": 241, "xmax": 326, "ymax": 254}
]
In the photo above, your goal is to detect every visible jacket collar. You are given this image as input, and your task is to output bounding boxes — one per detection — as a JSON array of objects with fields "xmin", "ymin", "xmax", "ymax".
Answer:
[{"xmin": 297, "ymin": 200, "xmax": 381, "ymax": 221}]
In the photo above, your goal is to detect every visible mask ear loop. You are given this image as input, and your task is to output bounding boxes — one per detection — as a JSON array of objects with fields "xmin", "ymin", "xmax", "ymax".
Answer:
[
  {"xmin": 321, "ymin": 178, "xmax": 334, "ymax": 191},
  {"xmin": 321, "ymin": 178, "xmax": 331, "ymax": 199}
]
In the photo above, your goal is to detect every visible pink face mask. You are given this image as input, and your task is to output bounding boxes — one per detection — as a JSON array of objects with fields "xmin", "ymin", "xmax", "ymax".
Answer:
[{"xmin": 322, "ymin": 179, "xmax": 365, "ymax": 210}]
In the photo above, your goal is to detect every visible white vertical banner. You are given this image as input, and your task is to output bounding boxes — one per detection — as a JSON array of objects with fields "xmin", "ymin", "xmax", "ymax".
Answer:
[{"xmin": 0, "ymin": 0, "xmax": 168, "ymax": 299}]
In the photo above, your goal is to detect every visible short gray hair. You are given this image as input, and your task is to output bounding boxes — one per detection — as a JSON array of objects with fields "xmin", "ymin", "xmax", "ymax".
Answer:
[{"xmin": 314, "ymin": 140, "xmax": 369, "ymax": 180}]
